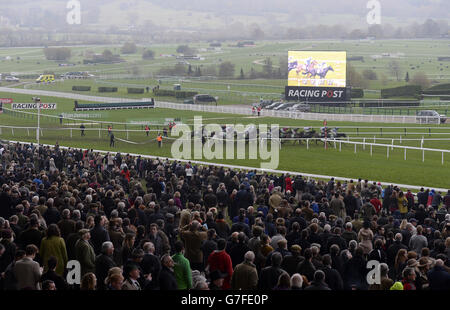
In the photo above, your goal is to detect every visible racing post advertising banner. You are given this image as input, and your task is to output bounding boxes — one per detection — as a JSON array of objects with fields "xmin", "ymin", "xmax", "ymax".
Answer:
[{"xmin": 286, "ymin": 51, "xmax": 347, "ymax": 102}]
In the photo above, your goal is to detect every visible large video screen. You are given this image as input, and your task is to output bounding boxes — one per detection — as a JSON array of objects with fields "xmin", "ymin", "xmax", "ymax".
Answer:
[{"xmin": 288, "ymin": 51, "xmax": 346, "ymax": 88}]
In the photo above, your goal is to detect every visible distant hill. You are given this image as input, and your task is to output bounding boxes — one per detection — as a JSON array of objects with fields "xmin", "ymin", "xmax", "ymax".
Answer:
[{"xmin": 0, "ymin": 0, "xmax": 448, "ymax": 31}]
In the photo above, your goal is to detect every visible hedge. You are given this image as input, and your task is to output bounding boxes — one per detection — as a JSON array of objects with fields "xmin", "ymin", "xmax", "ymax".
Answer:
[
  {"xmin": 153, "ymin": 89, "xmax": 176, "ymax": 97},
  {"xmin": 351, "ymin": 88, "xmax": 364, "ymax": 98},
  {"xmin": 427, "ymin": 83, "xmax": 450, "ymax": 91},
  {"xmin": 358, "ymin": 100, "xmax": 420, "ymax": 108},
  {"xmin": 175, "ymin": 91, "xmax": 198, "ymax": 99},
  {"xmin": 347, "ymin": 56, "xmax": 364, "ymax": 61},
  {"xmin": 127, "ymin": 88, "xmax": 145, "ymax": 94},
  {"xmin": 98, "ymin": 87, "xmax": 118, "ymax": 93},
  {"xmin": 153, "ymin": 89, "xmax": 198, "ymax": 99},
  {"xmin": 381, "ymin": 85, "xmax": 422, "ymax": 99},
  {"xmin": 72, "ymin": 86, "xmax": 91, "ymax": 91},
  {"xmin": 422, "ymin": 90, "xmax": 450, "ymax": 96}
]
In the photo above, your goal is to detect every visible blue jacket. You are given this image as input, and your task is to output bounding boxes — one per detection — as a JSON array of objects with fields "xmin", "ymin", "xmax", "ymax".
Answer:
[{"xmin": 427, "ymin": 266, "xmax": 450, "ymax": 290}]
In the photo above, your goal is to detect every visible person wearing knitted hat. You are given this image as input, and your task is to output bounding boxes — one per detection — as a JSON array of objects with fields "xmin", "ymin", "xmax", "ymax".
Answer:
[{"xmin": 390, "ymin": 281, "xmax": 404, "ymax": 290}]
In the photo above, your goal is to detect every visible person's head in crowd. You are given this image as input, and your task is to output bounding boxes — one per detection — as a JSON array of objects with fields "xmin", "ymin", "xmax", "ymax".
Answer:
[
  {"xmin": 174, "ymin": 240, "xmax": 185, "ymax": 255},
  {"xmin": 379, "ymin": 263, "xmax": 389, "ymax": 278},
  {"xmin": 108, "ymin": 273, "xmax": 124, "ymax": 290},
  {"xmin": 143, "ymin": 242, "xmax": 155, "ymax": 255},
  {"xmin": 25, "ymin": 244, "xmax": 38, "ymax": 258},
  {"xmin": 402, "ymin": 267, "xmax": 416, "ymax": 282},
  {"xmin": 124, "ymin": 264, "xmax": 140, "ymax": 281},
  {"xmin": 161, "ymin": 254, "xmax": 175, "ymax": 270},
  {"xmin": 269, "ymin": 251, "xmax": 282, "ymax": 268},
  {"xmin": 313, "ymin": 270, "xmax": 326, "ymax": 284},
  {"xmin": 47, "ymin": 256, "xmax": 58, "ymax": 271},
  {"xmin": 79, "ymin": 229, "xmax": 90, "ymax": 241},
  {"xmin": 291, "ymin": 273, "xmax": 303, "ymax": 289},
  {"xmin": 81, "ymin": 273, "xmax": 97, "ymax": 290},
  {"xmin": 217, "ymin": 238, "xmax": 227, "ymax": 251},
  {"xmin": 193, "ymin": 280, "xmax": 209, "ymax": 290},
  {"xmin": 42, "ymin": 280, "xmax": 56, "ymax": 290},
  {"xmin": 47, "ymin": 224, "xmax": 61, "ymax": 238},
  {"xmin": 244, "ymin": 251, "xmax": 255, "ymax": 264},
  {"xmin": 277, "ymin": 272, "xmax": 291, "ymax": 290}
]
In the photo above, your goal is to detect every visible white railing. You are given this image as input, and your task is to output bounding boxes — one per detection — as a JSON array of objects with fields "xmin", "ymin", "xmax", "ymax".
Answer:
[
  {"xmin": 0, "ymin": 86, "xmax": 447, "ymax": 123},
  {"xmin": 314, "ymin": 138, "xmax": 450, "ymax": 165},
  {"xmin": 155, "ymin": 100, "xmax": 442, "ymax": 124}
]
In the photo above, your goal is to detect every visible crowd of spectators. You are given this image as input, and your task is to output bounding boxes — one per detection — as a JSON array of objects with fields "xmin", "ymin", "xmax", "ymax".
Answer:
[{"xmin": 0, "ymin": 141, "xmax": 450, "ymax": 291}]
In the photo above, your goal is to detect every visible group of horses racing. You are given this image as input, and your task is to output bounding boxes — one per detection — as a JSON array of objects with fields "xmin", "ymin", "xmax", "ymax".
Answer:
[{"xmin": 188, "ymin": 125, "xmax": 347, "ymax": 146}]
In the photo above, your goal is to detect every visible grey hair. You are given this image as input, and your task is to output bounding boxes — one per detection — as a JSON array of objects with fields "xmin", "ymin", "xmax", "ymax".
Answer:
[
  {"xmin": 291, "ymin": 273, "xmax": 303, "ymax": 288},
  {"xmin": 62, "ymin": 209, "xmax": 70, "ymax": 218},
  {"xmin": 311, "ymin": 245, "xmax": 319, "ymax": 255},
  {"xmin": 85, "ymin": 195, "xmax": 92, "ymax": 204},
  {"xmin": 380, "ymin": 263, "xmax": 389, "ymax": 276},
  {"xmin": 346, "ymin": 222, "xmax": 353, "ymax": 229},
  {"xmin": 395, "ymin": 233, "xmax": 403, "ymax": 241},
  {"xmin": 73, "ymin": 210, "xmax": 81, "ymax": 219},
  {"xmin": 101, "ymin": 241, "xmax": 114, "ymax": 253},
  {"xmin": 193, "ymin": 280, "xmax": 209, "ymax": 290},
  {"xmin": 143, "ymin": 242, "xmax": 155, "ymax": 253},
  {"xmin": 324, "ymin": 224, "xmax": 331, "ymax": 232},
  {"xmin": 244, "ymin": 251, "xmax": 255, "ymax": 262}
]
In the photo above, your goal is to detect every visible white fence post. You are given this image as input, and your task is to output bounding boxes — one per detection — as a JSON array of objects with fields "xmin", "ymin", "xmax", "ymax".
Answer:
[
  {"xmin": 306, "ymin": 139, "xmax": 309, "ymax": 150},
  {"xmin": 442, "ymin": 152, "xmax": 444, "ymax": 165},
  {"xmin": 404, "ymin": 148, "xmax": 407, "ymax": 160},
  {"xmin": 363, "ymin": 138, "xmax": 366, "ymax": 150},
  {"xmin": 354, "ymin": 143, "xmax": 357, "ymax": 154},
  {"xmin": 387, "ymin": 146, "xmax": 389, "ymax": 159},
  {"xmin": 370, "ymin": 144, "xmax": 373, "ymax": 156},
  {"xmin": 339, "ymin": 141, "xmax": 342, "ymax": 152},
  {"xmin": 11, "ymin": 128, "xmax": 14, "ymax": 136},
  {"xmin": 422, "ymin": 149, "xmax": 425, "ymax": 162}
]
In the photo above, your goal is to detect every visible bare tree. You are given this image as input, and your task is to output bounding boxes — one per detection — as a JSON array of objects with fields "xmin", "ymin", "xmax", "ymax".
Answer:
[
  {"xmin": 411, "ymin": 72, "xmax": 430, "ymax": 88},
  {"xmin": 388, "ymin": 60, "xmax": 402, "ymax": 81}
]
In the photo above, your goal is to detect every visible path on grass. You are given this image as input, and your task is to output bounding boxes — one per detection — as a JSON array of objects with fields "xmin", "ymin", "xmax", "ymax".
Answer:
[
  {"xmin": 0, "ymin": 86, "xmax": 418, "ymax": 123},
  {"xmin": 0, "ymin": 86, "xmax": 136, "ymax": 103}
]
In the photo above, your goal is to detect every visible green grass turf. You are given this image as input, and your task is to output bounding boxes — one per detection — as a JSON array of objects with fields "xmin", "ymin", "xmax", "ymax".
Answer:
[{"xmin": 2, "ymin": 96, "xmax": 450, "ymax": 188}]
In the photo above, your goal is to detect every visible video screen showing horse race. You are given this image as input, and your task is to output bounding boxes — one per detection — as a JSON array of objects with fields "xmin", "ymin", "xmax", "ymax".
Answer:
[{"xmin": 0, "ymin": 0, "xmax": 449, "ymax": 297}]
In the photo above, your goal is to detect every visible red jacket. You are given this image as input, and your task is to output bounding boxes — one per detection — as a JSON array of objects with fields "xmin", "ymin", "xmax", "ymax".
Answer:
[
  {"xmin": 121, "ymin": 169, "xmax": 130, "ymax": 182},
  {"xmin": 370, "ymin": 198, "xmax": 382, "ymax": 213},
  {"xmin": 207, "ymin": 250, "xmax": 233, "ymax": 289},
  {"xmin": 285, "ymin": 177, "xmax": 293, "ymax": 192}
]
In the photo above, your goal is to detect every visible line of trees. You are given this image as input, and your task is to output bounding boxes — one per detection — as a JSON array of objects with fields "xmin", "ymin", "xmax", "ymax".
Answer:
[{"xmin": 43, "ymin": 47, "xmax": 71, "ymax": 61}]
